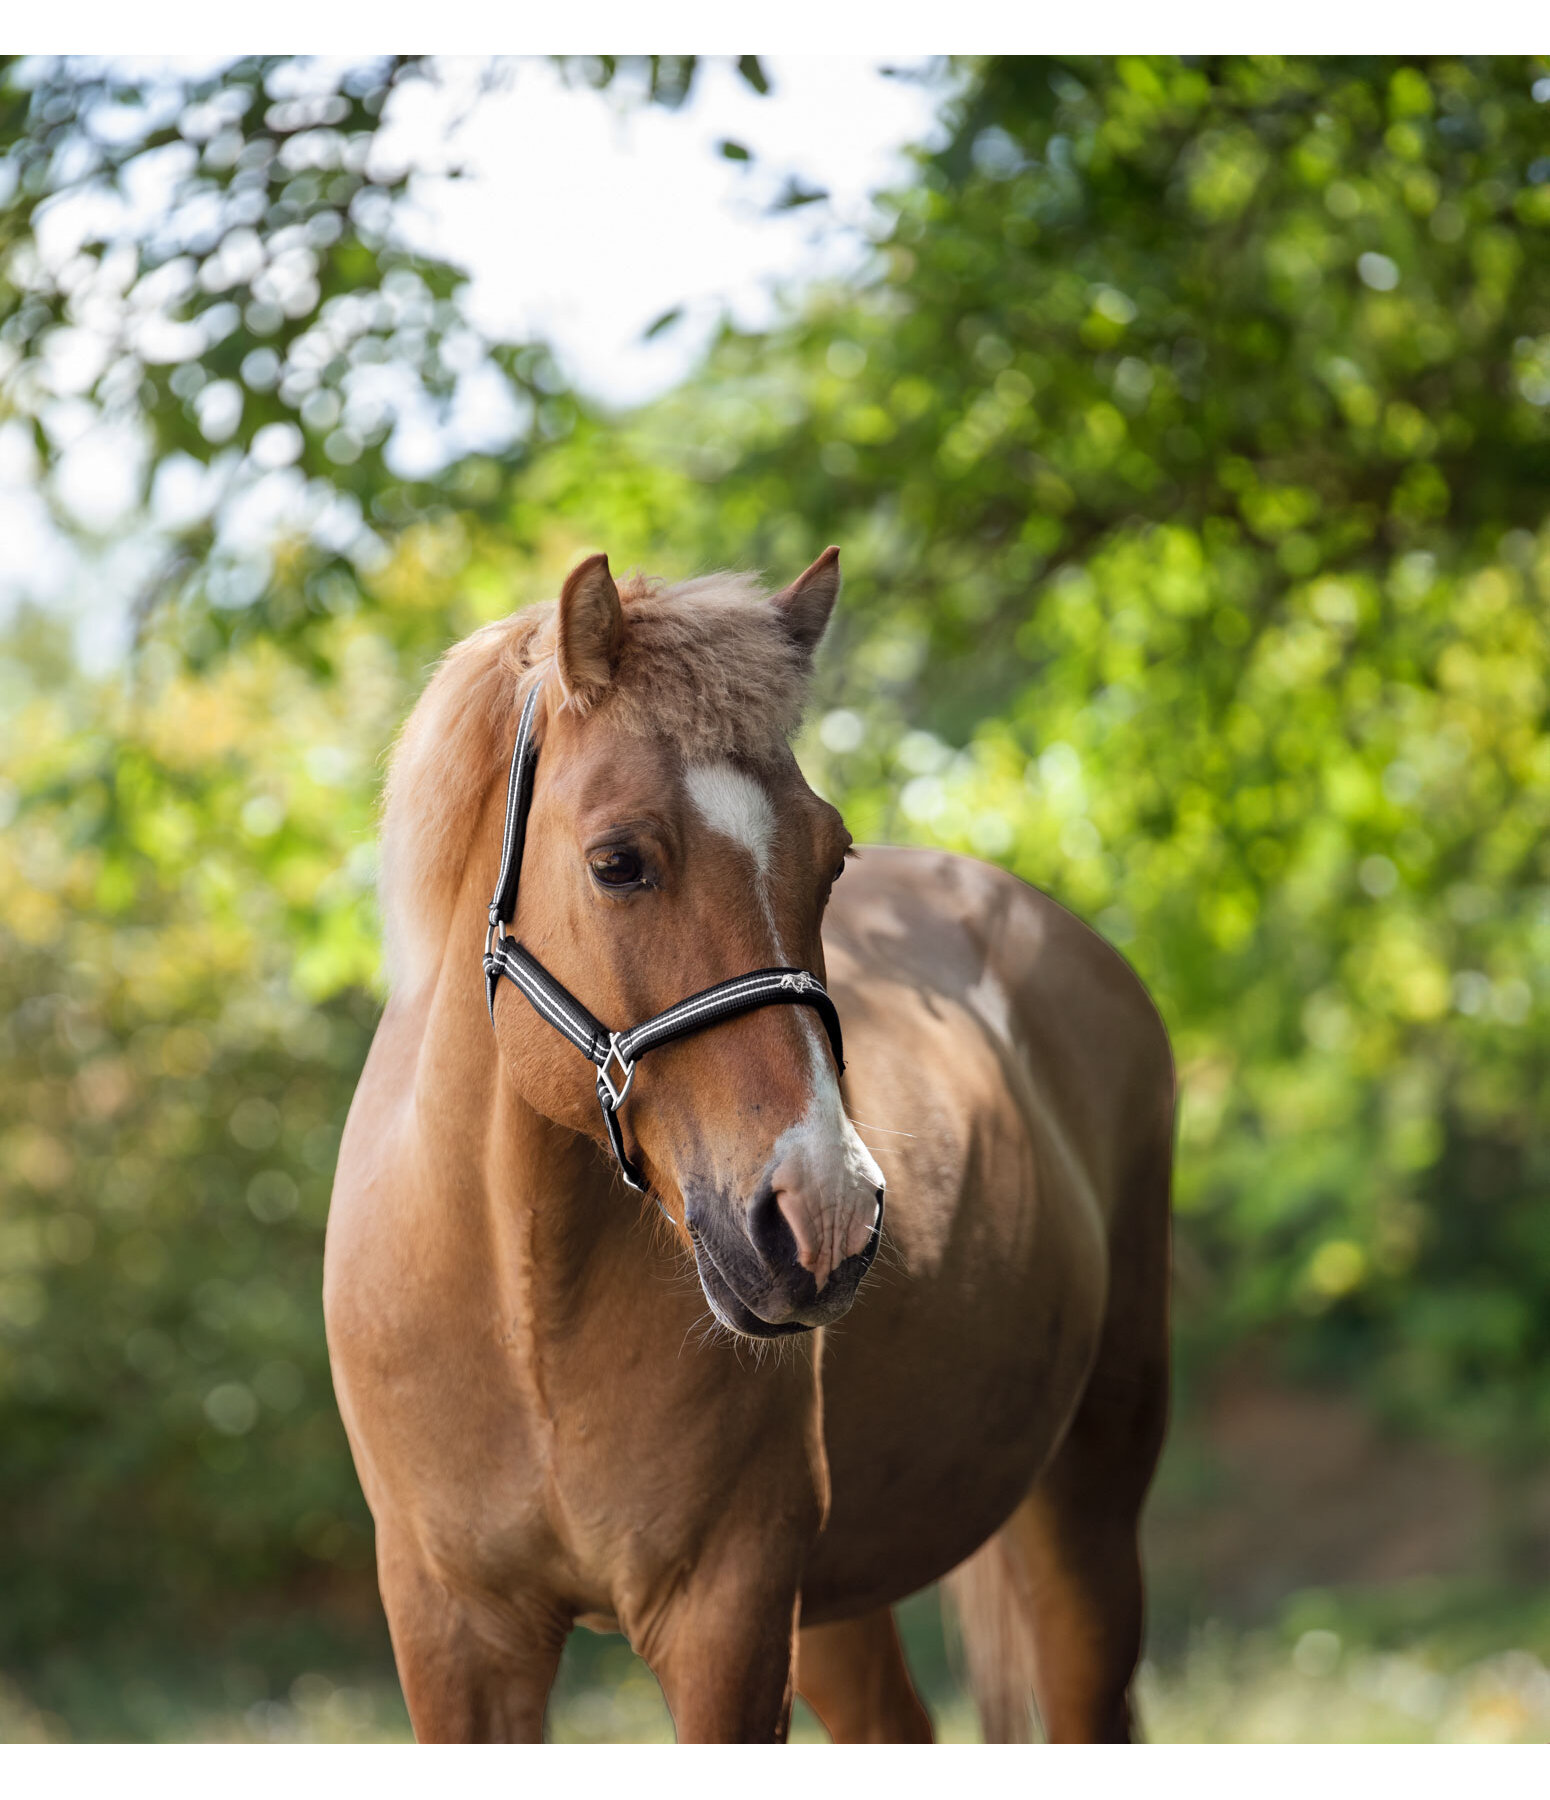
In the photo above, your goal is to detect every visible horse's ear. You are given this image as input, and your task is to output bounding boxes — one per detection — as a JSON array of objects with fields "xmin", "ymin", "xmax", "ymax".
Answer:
[
  {"xmin": 555, "ymin": 552, "xmax": 624, "ymax": 706},
  {"xmin": 772, "ymin": 546, "xmax": 841, "ymax": 662}
]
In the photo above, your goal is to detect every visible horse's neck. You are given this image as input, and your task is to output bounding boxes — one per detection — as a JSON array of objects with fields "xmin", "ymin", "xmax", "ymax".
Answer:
[
  {"xmin": 395, "ymin": 762, "xmax": 654, "ymax": 1411},
  {"xmin": 413, "ymin": 936, "xmax": 631, "ymax": 1391}
]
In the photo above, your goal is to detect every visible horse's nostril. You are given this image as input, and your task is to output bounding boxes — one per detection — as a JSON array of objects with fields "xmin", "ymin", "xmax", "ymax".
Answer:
[{"xmin": 747, "ymin": 1180, "xmax": 799, "ymax": 1271}]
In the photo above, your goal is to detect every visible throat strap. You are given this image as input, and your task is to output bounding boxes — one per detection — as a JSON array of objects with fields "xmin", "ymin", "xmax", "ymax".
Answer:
[{"xmin": 482, "ymin": 682, "xmax": 845, "ymax": 1197}]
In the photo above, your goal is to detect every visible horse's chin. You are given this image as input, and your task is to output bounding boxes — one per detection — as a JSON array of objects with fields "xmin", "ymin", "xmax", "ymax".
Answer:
[{"xmin": 690, "ymin": 1232, "xmax": 814, "ymax": 1339}]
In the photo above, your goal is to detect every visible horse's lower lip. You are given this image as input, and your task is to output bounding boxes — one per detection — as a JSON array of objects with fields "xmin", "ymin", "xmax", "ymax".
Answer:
[{"xmin": 689, "ymin": 1228, "xmax": 812, "ymax": 1340}]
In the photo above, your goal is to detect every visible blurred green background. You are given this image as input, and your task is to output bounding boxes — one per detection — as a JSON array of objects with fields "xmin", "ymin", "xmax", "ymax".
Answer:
[{"xmin": 4, "ymin": 54, "xmax": 1550, "ymax": 1742}]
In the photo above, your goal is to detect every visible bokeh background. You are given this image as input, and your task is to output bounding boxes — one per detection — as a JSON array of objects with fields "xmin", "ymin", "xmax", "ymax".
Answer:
[{"xmin": 4, "ymin": 53, "xmax": 1550, "ymax": 1743}]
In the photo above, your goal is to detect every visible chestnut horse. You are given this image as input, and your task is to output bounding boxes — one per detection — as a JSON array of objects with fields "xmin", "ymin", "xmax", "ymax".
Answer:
[{"xmin": 324, "ymin": 550, "xmax": 1173, "ymax": 1743}]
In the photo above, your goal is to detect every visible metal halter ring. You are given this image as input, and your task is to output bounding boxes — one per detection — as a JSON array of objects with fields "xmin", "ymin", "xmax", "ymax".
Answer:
[{"xmin": 596, "ymin": 1033, "xmax": 637, "ymax": 1112}]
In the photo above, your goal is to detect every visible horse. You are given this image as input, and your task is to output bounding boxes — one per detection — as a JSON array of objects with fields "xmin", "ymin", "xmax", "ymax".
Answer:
[{"xmin": 323, "ymin": 548, "xmax": 1173, "ymax": 1743}]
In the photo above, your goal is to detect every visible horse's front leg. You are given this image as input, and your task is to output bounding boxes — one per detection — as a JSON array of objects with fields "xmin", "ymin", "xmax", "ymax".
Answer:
[
  {"xmin": 640, "ymin": 1536, "xmax": 807, "ymax": 1743},
  {"xmin": 378, "ymin": 1530, "xmax": 569, "ymax": 1742}
]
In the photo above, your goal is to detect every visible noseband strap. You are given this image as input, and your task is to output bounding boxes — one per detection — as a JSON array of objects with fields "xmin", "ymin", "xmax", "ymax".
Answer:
[{"xmin": 482, "ymin": 682, "xmax": 845, "ymax": 1197}]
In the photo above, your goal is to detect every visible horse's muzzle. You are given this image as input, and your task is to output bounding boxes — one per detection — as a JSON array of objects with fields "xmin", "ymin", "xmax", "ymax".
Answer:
[{"xmin": 685, "ymin": 1184, "xmax": 885, "ymax": 1340}]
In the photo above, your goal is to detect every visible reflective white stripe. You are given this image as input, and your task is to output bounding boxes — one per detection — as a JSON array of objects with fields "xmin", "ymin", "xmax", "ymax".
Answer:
[
  {"xmin": 493, "ymin": 947, "xmax": 835, "ymax": 1070},
  {"xmin": 621, "ymin": 971, "xmax": 824, "ymax": 1057},
  {"xmin": 509, "ymin": 970, "xmax": 594, "ymax": 1050},
  {"xmin": 493, "ymin": 946, "xmax": 601, "ymax": 1057},
  {"xmin": 492, "ymin": 684, "xmax": 541, "ymax": 922}
]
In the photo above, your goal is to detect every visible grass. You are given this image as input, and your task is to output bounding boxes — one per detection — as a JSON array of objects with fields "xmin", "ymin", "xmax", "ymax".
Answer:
[{"xmin": 5, "ymin": 1581, "xmax": 1550, "ymax": 1743}]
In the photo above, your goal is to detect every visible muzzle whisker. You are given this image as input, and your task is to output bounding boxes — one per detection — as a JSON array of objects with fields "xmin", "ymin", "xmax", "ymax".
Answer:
[
  {"xmin": 865, "ymin": 1223, "xmax": 907, "ymax": 1283},
  {"xmin": 845, "ymin": 1115, "xmax": 917, "ymax": 1138}
]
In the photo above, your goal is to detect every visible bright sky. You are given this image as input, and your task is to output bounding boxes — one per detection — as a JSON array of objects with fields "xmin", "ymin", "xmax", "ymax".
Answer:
[{"xmin": 393, "ymin": 56, "xmax": 948, "ymax": 404}]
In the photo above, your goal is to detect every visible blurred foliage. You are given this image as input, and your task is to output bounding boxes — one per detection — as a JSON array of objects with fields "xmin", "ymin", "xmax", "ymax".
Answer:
[
  {"xmin": 1, "ymin": 55, "xmax": 512, "ymax": 664},
  {"xmin": 0, "ymin": 53, "xmax": 759, "ymax": 665},
  {"xmin": 5, "ymin": 52, "xmax": 1550, "ymax": 1718},
  {"xmin": 0, "ymin": 612, "xmax": 393, "ymax": 1662}
]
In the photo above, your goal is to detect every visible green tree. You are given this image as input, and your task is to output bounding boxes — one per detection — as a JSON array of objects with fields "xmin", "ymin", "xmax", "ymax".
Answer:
[{"xmin": 0, "ymin": 54, "xmax": 758, "ymax": 663}]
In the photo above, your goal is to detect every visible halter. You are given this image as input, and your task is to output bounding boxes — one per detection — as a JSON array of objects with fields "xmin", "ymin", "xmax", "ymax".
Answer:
[{"xmin": 483, "ymin": 682, "xmax": 846, "ymax": 1200}]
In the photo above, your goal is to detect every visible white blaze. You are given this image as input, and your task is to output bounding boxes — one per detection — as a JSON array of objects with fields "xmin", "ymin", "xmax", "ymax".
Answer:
[
  {"xmin": 684, "ymin": 761, "xmax": 782, "ymax": 950},
  {"xmin": 683, "ymin": 761, "xmax": 777, "ymax": 881},
  {"xmin": 685, "ymin": 760, "xmax": 884, "ymax": 1289}
]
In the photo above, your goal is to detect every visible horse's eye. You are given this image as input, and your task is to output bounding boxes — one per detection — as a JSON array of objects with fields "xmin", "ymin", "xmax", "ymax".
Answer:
[
  {"xmin": 591, "ymin": 850, "xmax": 644, "ymax": 888},
  {"xmin": 832, "ymin": 861, "xmax": 846, "ymax": 883}
]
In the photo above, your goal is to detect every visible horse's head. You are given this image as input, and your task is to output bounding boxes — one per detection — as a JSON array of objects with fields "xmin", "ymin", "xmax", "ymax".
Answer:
[{"xmin": 491, "ymin": 550, "xmax": 885, "ymax": 1338}]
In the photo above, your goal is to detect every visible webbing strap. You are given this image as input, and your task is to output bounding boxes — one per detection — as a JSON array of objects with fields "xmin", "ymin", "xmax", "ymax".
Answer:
[
  {"xmin": 484, "ymin": 937, "xmax": 608, "ymax": 1061},
  {"xmin": 618, "ymin": 968, "xmax": 842, "ymax": 1071},
  {"xmin": 482, "ymin": 681, "xmax": 845, "ymax": 1198}
]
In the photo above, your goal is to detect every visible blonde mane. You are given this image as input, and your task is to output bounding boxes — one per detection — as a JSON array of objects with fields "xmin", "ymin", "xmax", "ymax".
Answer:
[{"xmin": 378, "ymin": 570, "xmax": 815, "ymax": 993}]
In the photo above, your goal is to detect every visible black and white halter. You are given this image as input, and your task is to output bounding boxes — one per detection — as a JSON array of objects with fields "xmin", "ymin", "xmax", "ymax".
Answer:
[{"xmin": 483, "ymin": 682, "xmax": 846, "ymax": 1197}]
